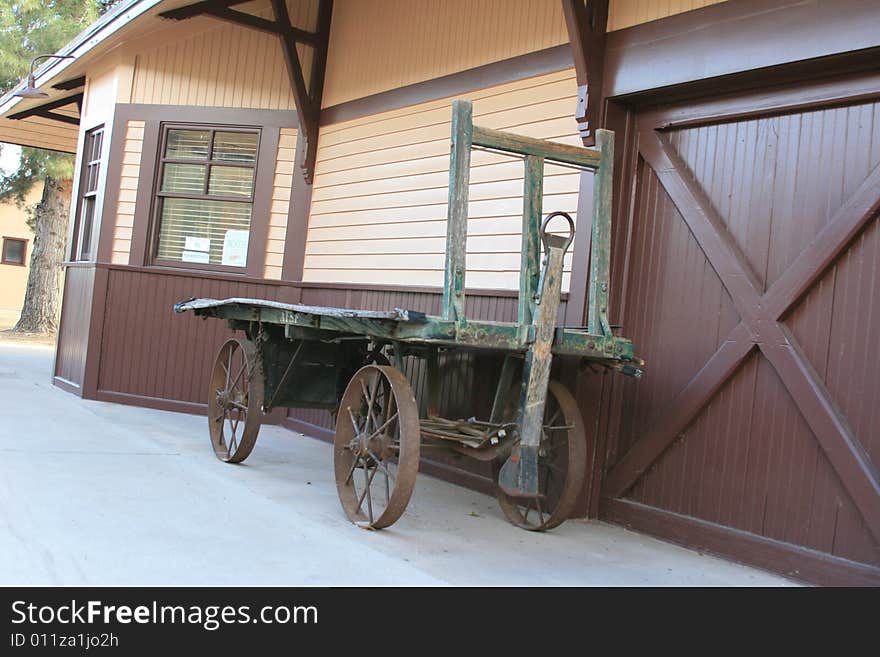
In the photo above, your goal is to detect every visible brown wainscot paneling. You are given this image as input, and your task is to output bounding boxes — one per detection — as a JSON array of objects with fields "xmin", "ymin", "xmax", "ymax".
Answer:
[
  {"xmin": 93, "ymin": 264, "xmax": 297, "ymax": 415},
  {"xmin": 53, "ymin": 264, "xmax": 99, "ymax": 394}
]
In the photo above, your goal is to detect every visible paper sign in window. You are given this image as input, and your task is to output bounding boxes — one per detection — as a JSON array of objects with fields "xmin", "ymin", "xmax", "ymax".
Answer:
[{"xmin": 222, "ymin": 229, "xmax": 249, "ymax": 267}]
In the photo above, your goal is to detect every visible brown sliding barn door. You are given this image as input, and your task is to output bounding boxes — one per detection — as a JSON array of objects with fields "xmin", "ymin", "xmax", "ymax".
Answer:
[{"xmin": 601, "ymin": 73, "xmax": 880, "ymax": 584}]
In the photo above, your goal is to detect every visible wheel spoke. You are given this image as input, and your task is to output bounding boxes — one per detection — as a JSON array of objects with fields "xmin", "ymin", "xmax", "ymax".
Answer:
[
  {"xmin": 229, "ymin": 360, "xmax": 247, "ymax": 393},
  {"xmin": 344, "ymin": 452, "xmax": 360, "ymax": 484},
  {"xmin": 225, "ymin": 347, "xmax": 233, "ymax": 390},
  {"xmin": 365, "ymin": 469, "xmax": 374, "ymax": 524},
  {"xmin": 231, "ymin": 407, "xmax": 241, "ymax": 436},
  {"xmin": 363, "ymin": 411, "xmax": 398, "ymax": 445},
  {"xmin": 364, "ymin": 373, "xmax": 383, "ymax": 435},
  {"xmin": 220, "ymin": 408, "xmax": 229, "ymax": 444},
  {"xmin": 356, "ymin": 462, "xmax": 380, "ymax": 523},
  {"xmin": 358, "ymin": 378, "xmax": 373, "ymax": 433},
  {"xmin": 347, "ymin": 406, "xmax": 361, "ymax": 436},
  {"xmin": 365, "ymin": 446, "xmax": 394, "ymax": 482}
]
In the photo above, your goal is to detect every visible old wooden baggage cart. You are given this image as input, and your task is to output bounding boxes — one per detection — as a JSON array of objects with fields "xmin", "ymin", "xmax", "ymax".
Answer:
[{"xmin": 175, "ymin": 100, "xmax": 642, "ymax": 531}]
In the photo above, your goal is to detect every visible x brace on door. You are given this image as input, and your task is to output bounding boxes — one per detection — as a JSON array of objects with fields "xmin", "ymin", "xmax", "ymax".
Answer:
[{"xmin": 604, "ymin": 128, "xmax": 880, "ymax": 543}]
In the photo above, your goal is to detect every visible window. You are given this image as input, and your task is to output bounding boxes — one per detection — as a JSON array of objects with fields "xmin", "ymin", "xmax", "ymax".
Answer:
[
  {"xmin": 72, "ymin": 126, "xmax": 104, "ymax": 260},
  {"xmin": 153, "ymin": 126, "xmax": 259, "ymax": 268},
  {"xmin": 1, "ymin": 237, "xmax": 27, "ymax": 266}
]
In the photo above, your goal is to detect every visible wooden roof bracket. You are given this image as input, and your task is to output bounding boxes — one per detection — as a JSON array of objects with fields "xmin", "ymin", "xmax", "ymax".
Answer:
[
  {"xmin": 160, "ymin": 0, "xmax": 333, "ymax": 184},
  {"xmin": 8, "ymin": 92, "xmax": 83, "ymax": 126},
  {"xmin": 562, "ymin": 0, "xmax": 609, "ymax": 147}
]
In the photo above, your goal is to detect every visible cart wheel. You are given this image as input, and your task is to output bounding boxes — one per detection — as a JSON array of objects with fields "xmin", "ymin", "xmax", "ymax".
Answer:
[
  {"xmin": 494, "ymin": 381, "xmax": 587, "ymax": 531},
  {"xmin": 334, "ymin": 365, "xmax": 420, "ymax": 529},
  {"xmin": 208, "ymin": 338, "xmax": 264, "ymax": 463}
]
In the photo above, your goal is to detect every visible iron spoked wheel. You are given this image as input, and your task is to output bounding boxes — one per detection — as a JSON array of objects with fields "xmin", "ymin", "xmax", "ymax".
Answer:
[
  {"xmin": 494, "ymin": 381, "xmax": 587, "ymax": 531},
  {"xmin": 208, "ymin": 338, "xmax": 264, "ymax": 463},
  {"xmin": 334, "ymin": 365, "xmax": 420, "ymax": 529}
]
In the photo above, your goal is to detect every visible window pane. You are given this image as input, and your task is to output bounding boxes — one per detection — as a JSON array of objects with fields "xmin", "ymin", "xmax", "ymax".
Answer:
[
  {"xmin": 165, "ymin": 129, "xmax": 210, "ymax": 160},
  {"xmin": 79, "ymin": 198, "xmax": 96, "ymax": 259},
  {"xmin": 156, "ymin": 198, "xmax": 251, "ymax": 267},
  {"xmin": 212, "ymin": 132, "xmax": 258, "ymax": 163},
  {"xmin": 208, "ymin": 165, "xmax": 254, "ymax": 197},
  {"xmin": 162, "ymin": 163, "xmax": 207, "ymax": 193},
  {"xmin": 3, "ymin": 239, "xmax": 25, "ymax": 265}
]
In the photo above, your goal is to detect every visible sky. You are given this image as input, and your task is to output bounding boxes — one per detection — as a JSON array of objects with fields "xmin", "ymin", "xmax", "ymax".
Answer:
[{"xmin": 0, "ymin": 143, "xmax": 22, "ymax": 176}]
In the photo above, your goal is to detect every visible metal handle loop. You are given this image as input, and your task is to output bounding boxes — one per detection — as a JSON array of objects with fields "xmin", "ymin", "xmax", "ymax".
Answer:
[{"xmin": 540, "ymin": 211, "xmax": 575, "ymax": 253}]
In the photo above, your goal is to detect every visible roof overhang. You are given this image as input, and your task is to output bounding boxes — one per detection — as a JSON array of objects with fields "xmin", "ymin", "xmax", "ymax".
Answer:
[{"xmin": 0, "ymin": 0, "xmax": 201, "ymax": 152}]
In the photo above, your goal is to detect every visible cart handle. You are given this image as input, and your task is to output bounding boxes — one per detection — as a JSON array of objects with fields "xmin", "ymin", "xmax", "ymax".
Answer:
[{"xmin": 540, "ymin": 211, "xmax": 575, "ymax": 253}]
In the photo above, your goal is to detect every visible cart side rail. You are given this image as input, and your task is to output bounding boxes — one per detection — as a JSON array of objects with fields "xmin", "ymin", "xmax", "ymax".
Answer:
[{"xmin": 441, "ymin": 99, "xmax": 614, "ymax": 338}]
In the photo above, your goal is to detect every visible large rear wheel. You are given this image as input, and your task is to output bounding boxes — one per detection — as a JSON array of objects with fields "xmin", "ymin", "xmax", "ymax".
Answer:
[
  {"xmin": 494, "ymin": 381, "xmax": 587, "ymax": 530},
  {"xmin": 334, "ymin": 365, "xmax": 420, "ymax": 529}
]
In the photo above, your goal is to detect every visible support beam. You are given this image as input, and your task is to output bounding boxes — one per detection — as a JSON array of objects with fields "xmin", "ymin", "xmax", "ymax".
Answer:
[
  {"xmin": 158, "ymin": 0, "xmax": 251, "ymax": 21},
  {"xmin": 204, "ymin": 7, "xmax": 282, "ymax": 35},
  {"xmin": 8, "ymin": 93, "xmax": 83, "ymax": 124},
  {"xmin": 52, "ymin": 75, "xmax": 85, "ymax": 91},
  {"xmin": 160, "ymin": 0, "xmax": 333, "ymax": 184},
  {"xmin": 33, "ymin": 111, "xmax": 79, "ymax": 126},
  {"xmin": 562, "ymin": 0, "xmax": 608, "ymax": 146}
]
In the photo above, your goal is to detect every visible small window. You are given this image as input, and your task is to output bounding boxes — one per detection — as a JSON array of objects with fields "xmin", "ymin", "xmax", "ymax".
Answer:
[
  {"xmin": 153, "ymin": 126, "xmax": 259, "ymax": 268},
  {"xmin": 1, "ymin": 237, "xmax": 27, "ymax": 266},
  {"xmin": 72, "ymin": 126, "xmax": 104, "ymax": 261}
]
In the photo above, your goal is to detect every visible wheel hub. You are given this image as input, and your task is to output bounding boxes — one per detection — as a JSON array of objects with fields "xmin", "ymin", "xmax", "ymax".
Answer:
[{"xmin": 349, "ymin": 430, "xmax": 389, "ymax": 458}]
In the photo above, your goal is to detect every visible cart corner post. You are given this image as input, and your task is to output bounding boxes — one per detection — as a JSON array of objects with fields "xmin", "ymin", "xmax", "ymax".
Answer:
[
  {"xmin": 519, "ymin": 154, "xmax": 545, "ymax": 332},
  {"xmin": 588, "ymin": 128, "xmax": 614, "ymax": 336},
  {"xmin": 442, "ymin": 100, "xmax": 473, "ymax": 325}
]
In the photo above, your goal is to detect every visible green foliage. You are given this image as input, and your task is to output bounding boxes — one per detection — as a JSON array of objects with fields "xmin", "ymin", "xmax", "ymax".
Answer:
[
  {"xmin": 0, "ymin": 1, "xmax": 106, "ymax": 94},
  {"xmin": 0, "ymin": 1, "xmax": 118, "ymax": 198},
  {"xmin": 0, "ymin": 148, "xmax": 73, "ymax": 228}
]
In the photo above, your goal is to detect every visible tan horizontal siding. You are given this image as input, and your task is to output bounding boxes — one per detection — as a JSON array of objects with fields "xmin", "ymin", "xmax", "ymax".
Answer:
[
  {"xmin": 304, "ymin": 68, "xmax": 581, "ymax": 291},
  {"xmin": 323, "ymin": 0, "xmax": 570, "ymax": 106},
  {"xmin": 111, "ymin": 120, "xmax": 146, "ymax": 264},
  {"xmin": 264, "ymin": 127, "xmax": 298, "ymax": 279},
  {"xmin": 130, "ymin": 0, "xmax": 318, "ymax": 109},
  {"xmin": 324, "ymin": 0, "xmax": 728, "ymax": 107},
  {"xmin": 607, "ymin": 0, "xmax": 727, "ymax": 31}
]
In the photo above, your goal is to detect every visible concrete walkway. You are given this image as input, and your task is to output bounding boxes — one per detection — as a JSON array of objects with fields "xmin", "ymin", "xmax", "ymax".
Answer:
[{"xmin": 0, "ymin": 342, "xmax": 795, "ymax": 586}]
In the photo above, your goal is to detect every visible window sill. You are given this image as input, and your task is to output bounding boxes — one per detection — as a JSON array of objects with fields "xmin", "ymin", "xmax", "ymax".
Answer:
[{"xmin": 150, "ymin": 259, "xmax": 251, "ymax": 276}]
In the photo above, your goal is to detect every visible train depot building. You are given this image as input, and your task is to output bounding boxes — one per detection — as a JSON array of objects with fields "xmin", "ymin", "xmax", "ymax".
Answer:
[{"xmin": 0, "ymin": 0, "xmax": 877, "ymax": 585}]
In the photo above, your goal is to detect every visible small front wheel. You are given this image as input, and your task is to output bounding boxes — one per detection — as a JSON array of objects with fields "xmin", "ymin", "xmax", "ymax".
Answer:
[
  {"xmin": 208, "ymin": 338, "xmax": 263, "ymax": 463},
  {"xmin": 334, "ymin": 365, "xmax": 420, "ymax": 529}
]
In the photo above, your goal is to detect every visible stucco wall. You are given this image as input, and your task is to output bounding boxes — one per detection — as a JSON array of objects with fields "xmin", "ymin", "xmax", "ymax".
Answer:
[{"xmin": 0, "ymin": 183, "xmax": 41, "ymax": 318}]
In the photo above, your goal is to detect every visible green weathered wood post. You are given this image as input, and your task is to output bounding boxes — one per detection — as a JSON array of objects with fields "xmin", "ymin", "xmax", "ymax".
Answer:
[
  {"xmin": 442, "ymin": 100, "xmax": 473, "ymax": 325},
  {"xmin": 518, "ymin": 154, "xmax": 544, "ymax": 337},
  {"xmin": 587, "ymin": 128, "xmax": 614, "ymax": 336}
]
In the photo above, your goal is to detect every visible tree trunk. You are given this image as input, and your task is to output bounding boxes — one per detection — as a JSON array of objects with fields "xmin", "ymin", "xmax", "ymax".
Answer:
[{"xmin": 13, "ymin": 176, "xmax": 72, "ymax": 334}]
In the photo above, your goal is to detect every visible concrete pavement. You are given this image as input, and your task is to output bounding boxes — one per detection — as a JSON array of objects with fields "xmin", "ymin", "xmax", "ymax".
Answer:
[{"xmin": 0, "ymin": 341, "xmax": 795, "ymax": 586}]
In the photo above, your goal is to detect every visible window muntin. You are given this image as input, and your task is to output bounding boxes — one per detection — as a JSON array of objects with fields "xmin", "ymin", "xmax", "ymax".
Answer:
[
  {"xmin": 154, "ymin": 127, "xmax": 259, "ymax": 268},
  {"xmin": 1, "ymin": 237, "xmax": 27, "ymax": 265},
  {"xmin": 73, "ymin": 126, "xmax": 104, "ymax": 261}
]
